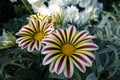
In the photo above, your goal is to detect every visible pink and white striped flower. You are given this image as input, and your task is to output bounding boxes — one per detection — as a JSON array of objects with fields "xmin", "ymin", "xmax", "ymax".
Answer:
[
  {"xmin": 16, "ymin": 18, "xmax": 54, "ymax": 52},
  {"xmin": 42, "ymin": 26, "xmax": 98, "ymax": 78}
]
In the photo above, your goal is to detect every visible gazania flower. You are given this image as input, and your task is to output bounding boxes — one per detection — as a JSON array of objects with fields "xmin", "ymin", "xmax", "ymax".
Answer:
[
  {"xmin": 42, "ymin": 26, "xmax": 98, "ymax": 78},
  {"xmin": 16, "ymin": 18, "xmax": 53, "ymax": 52},
  {"xmin": 27, "ymin": 12, "xmax": 54, "ymax": 24}
]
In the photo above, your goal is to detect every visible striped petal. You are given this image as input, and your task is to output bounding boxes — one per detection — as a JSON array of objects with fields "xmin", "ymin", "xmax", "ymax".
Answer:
[
  {"xmin": 42, "ymin": 38, "xmax": 60, "ymax": 47},
  {"xmin": 41, "ymin": 20, "xmax": 48, "ymax": 31},
  {"xmin": 51, "ymin": 32, "xmax": 63, "ymax": 44},
  {"xmin": 54, "ymin": 55, "xmax": 66, "ymax": 74},
  {"xmin": 49, "ymin": 60, "xmax": 56, "ymax": 73},
  {"xmin": 36, "ymin": 19, "xmax": 41, "ymax": 32},
  {"xmin": 76, "ymin": 42, "xmax": 98, "ymax": 51},
  {"xmin": 75, "ymin": 51, "xmax": 95, "ymax": 61},
  {"xmin": 41, "ymin": 46, "xmax": 60, "ymax": 54},
  {"xmin": 20, "ymin": 25, "xmax": 35, "ymax": 34},
  {"xmin": 67, "ymin": 26, "xmax": 76, "ymax": 42},
  {"xmin": 56, "ymin": 29, "xmax": 66, "ymax": 43},
  {"xmin": 71, "ymin": 55, "xmax": 86, "ymax": 73},
  {"xmin": 64, "ymin": 57, "xmax": 74, "ymax": 78},
  {"xmin": 27, "ymin": 41, "xmax": 35, "ymax": 52},
  {"xmin": 75, "ymin": 36, "xmax": 95, "ymax": 45},
  {"xmin": 72, "ymin": 53, "xmax": 92, "ymax": 67},
  {"xmin": 35, "ymin": 40, "xmax": 41, "ymax": 50},
  {"xmin": 72, "ymin": 30, "xmax": 89, "ymax": 44},
  {"xmin": 43, "ymin": 53, "xmax": 61, "ymax": 65},
  {"xmin": 29, "ymin": 19, "xmax": 38, "ymax": 32}
]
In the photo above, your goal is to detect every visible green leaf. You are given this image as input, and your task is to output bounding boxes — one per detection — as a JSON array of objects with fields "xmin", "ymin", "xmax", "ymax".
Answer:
[
  {"xmin": 109, "ymin": 60, "xmax": 120, "ymax": 68},
  {"xmin": 86, "ymin": 72, "xmax": 97, "ymax": 80},
  {"xmin": 15, "ymin": 68, "xmax": 40, "ymax": 80}
]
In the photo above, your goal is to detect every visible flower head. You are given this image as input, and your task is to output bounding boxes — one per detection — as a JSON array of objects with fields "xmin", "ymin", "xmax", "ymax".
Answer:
[
  {"xmin": 27, "ymin": 12, "xmax": 54, "ymax": 24},
  {"xmin": 42, "ymin": 26, "xmax": 98, "ymax": 78},
  {"xmin": 64, "ymin": 6, "xmax": 80, "ymax": 23},
  {"xmin": 16, "ymin": 15, "xmax": 54, "ymax": 52},
  {"xmin": 0, "ymin": 30, "xmax": 16, "ymax": 49}
]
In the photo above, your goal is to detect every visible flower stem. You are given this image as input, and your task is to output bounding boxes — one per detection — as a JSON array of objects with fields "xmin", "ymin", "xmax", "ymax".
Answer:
[{"xmin": 21, "ymin": 0, "xmax": 33, "ymax": 15}]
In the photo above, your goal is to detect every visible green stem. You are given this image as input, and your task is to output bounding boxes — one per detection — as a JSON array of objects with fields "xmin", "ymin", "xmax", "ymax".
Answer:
[{"xmin": 21, "ymin": 0, "xmax": 33, "ymax": 15}]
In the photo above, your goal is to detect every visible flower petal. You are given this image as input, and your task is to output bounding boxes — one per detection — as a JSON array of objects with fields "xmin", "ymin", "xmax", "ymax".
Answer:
[
  {"xmin": 41, "ymin": 46, "xmax": 60, "ymax": 54},
  {"xmin": 35, "ymin": 40, "xmax": 41, "ymax": 50},
  {"xmin": 75, "ymin": 51, "xmax": 95, "ymax": 61},
  {"xmin": 27, "ymin": 41, "xmax": 35, "ymax": 52},
  {"xmin": 20, "ymin": 25, "xmax": 35, "ymax": 34},
  {"xmin": 54, "ymin": 55, "xmax": 66, "ymax": 74},
  {"xmin": 56, "ymin": 29, "xmax": 66, "ymax": 43},
  {"xmin": 72, "ymin": 30, "xmax": 89, "ymax": 45},
  {"xmin": 64, "ymin": 57, "xmax": 74, "ymax": 78},
  {"xmin": 29, "ymin": 19, "xmax": 38, "ymax": 32},
  {"xmin": 42, "ymin": 38, "xmax": 60, "ymax": 47},
  {"xmin": 75, "ymin": 35, "xmax": 95, "ymax": 45},
  {"xmin": 49, "ymin": 60, "xmax": 56, "ymax": 73},
  {"xmin": 67, "ymin": 26, "xmax": 76, "ymax": 42},
  {"xmin": 43, "ymin": 53, "xmax": 61, "ymax": 65},
  {"xmin": 76, "ymin": 42, "xmax": 99, "ymax": 51},
  {"xmin": 71, "ymin": 55, "xmax": 86, "ymax": 73},
  {"xmin": 72, "ymin": 53, "xmax": 92, "ymax": 67}
]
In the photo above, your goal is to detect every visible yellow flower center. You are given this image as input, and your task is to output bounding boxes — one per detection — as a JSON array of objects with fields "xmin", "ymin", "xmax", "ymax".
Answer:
[
  {"xmin": 34, "ymin": 32, "xmax": 44, "ymax": 40},
  {"xmin": 61, "ymin": 44, "xmax": 74, "ymax": 56}
]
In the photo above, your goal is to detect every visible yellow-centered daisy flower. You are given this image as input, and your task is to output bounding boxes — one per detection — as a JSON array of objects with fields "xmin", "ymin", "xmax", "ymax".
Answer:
[
  {"xmin": 42, "ymin": 26, "xmax": 98, "ymax": 78},
  {"xmin": 16, "ymin": 17, "xmax": 54, "ymax": 52}
]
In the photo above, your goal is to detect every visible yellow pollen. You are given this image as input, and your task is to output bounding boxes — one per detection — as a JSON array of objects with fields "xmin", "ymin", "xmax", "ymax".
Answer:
[
  {"xmin": 61, "ymin": 44, "xmax": 74, "ymax": 56},
  {"xmin": 34, "ymin": 32, "xmax": 44, "ymax": 40}
]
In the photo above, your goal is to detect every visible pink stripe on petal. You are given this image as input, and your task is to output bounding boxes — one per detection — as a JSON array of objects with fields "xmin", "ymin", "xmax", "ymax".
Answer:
[
  {"xmin": 43, "ymin": 40, "xmax": 59, "ymax": 46},
  {"xmin": 21, "ymin": 41, "xmax": 31, "ymax": 49},
  {"xmin": 42, "ymin": 21, "xmax": 47, "ymax": 31},
  {"xmin": 45, "ymin": 30, "xmax": 51, "ymax": 34},
  {"xmin": 42, "ymin": 47, "xmax": 59, "ymax": 52},
  {"xmin": 74, "ymin": 31, "xmax": 88, "ymax": 43},
  {"xmin": 36, "ymin": 40, "xmax": 40, "ymax": 50},
  {"xmin": 23, "ymin": 27, "xmax": 35, "ymax": 33},
  {"xmin": 66, "ymin": 57, "xmax": 70, "ymax": 77},
  {"xmin": 57, "ymin": 56, "xmax": 65, "ymax": 73},
  {"xmin": 85, "ymin": 54, "xmax": 95, "ymax": 61},
  {"xmin": 64, "ymin": 29, "xmax": 67, "ymax": 42},
  {"xmin": 44, "ymin": 53, "xmax": 59, "ymax": 63},
  {"xmin": 77, "ymin": 45, "xmax": 98, "ymax": 49},
  {"xmin": 75, "ymin": 38, "xmax": 92, "ymax": 45},
  {"xmin": 77, "ymin": 31, "xmax": 87, "ymax": 40},
  {"xmin": 46, "ymin": 23, "xmax": 53, "ymax": 29},
  {"xmin": 57, "ymin": 29, "xmax": 65, "ymax": 42},
  {"xmin": 73, "ymin": 54, "xmax": 90, "ymax": 65},
  {"xmin": 19, "ymin": 39, "xmax": 30, "ymax": 45},
  {"xmin": 69, "ymin": 26, "xmax": 74, "ymax": 39},
  {"xmin": 37, "ymin": 20, "xmax": 40, "ymax": 27},
  {"xmin": 30, "ymin": 20, "xmax": 37, "ymax": 31},
  {"xmin": 52, "ymin": 33, "xmax": 62, "ymax": 43},
  {"xmin": 28, "ymin": 41, "xmax": 35, "ymax": 52},
  {"xmin": 16, "ymin": 38, "xmax": 23, "ymax": 43},
  {"xmin": 51, "ymin": 61, "xmax": 56, "ymax": 72},
  {"xmin": 20, "ymin": 30, "xmax": 33, "ymax": 35},
  {"xmin": 71, "ymin": 56, "xmax": 85, "ymax": 72}
]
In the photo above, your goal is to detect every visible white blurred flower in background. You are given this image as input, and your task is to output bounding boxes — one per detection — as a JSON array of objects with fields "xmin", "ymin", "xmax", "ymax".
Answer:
[
  {"xmin": 26, "ymin": 0, "xmax": 103, "ymax": 26},
  {"xmin": 38, "ymin": 5, "xmax": 51, "ymax": 16},
  {"xmin": 64, "ymin": 6, "xmax": 79, "ymax": 23},
  {"xmin": 79, "ymin": 0, "xmax": 91, "ymax": 8},
  {"xmin": 27, "ymin": 0, "xmax": 45, "ymax": 12},
  {"xmin": 10, "ymin": 0, "xmax": 17, "ymax": 3}
]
